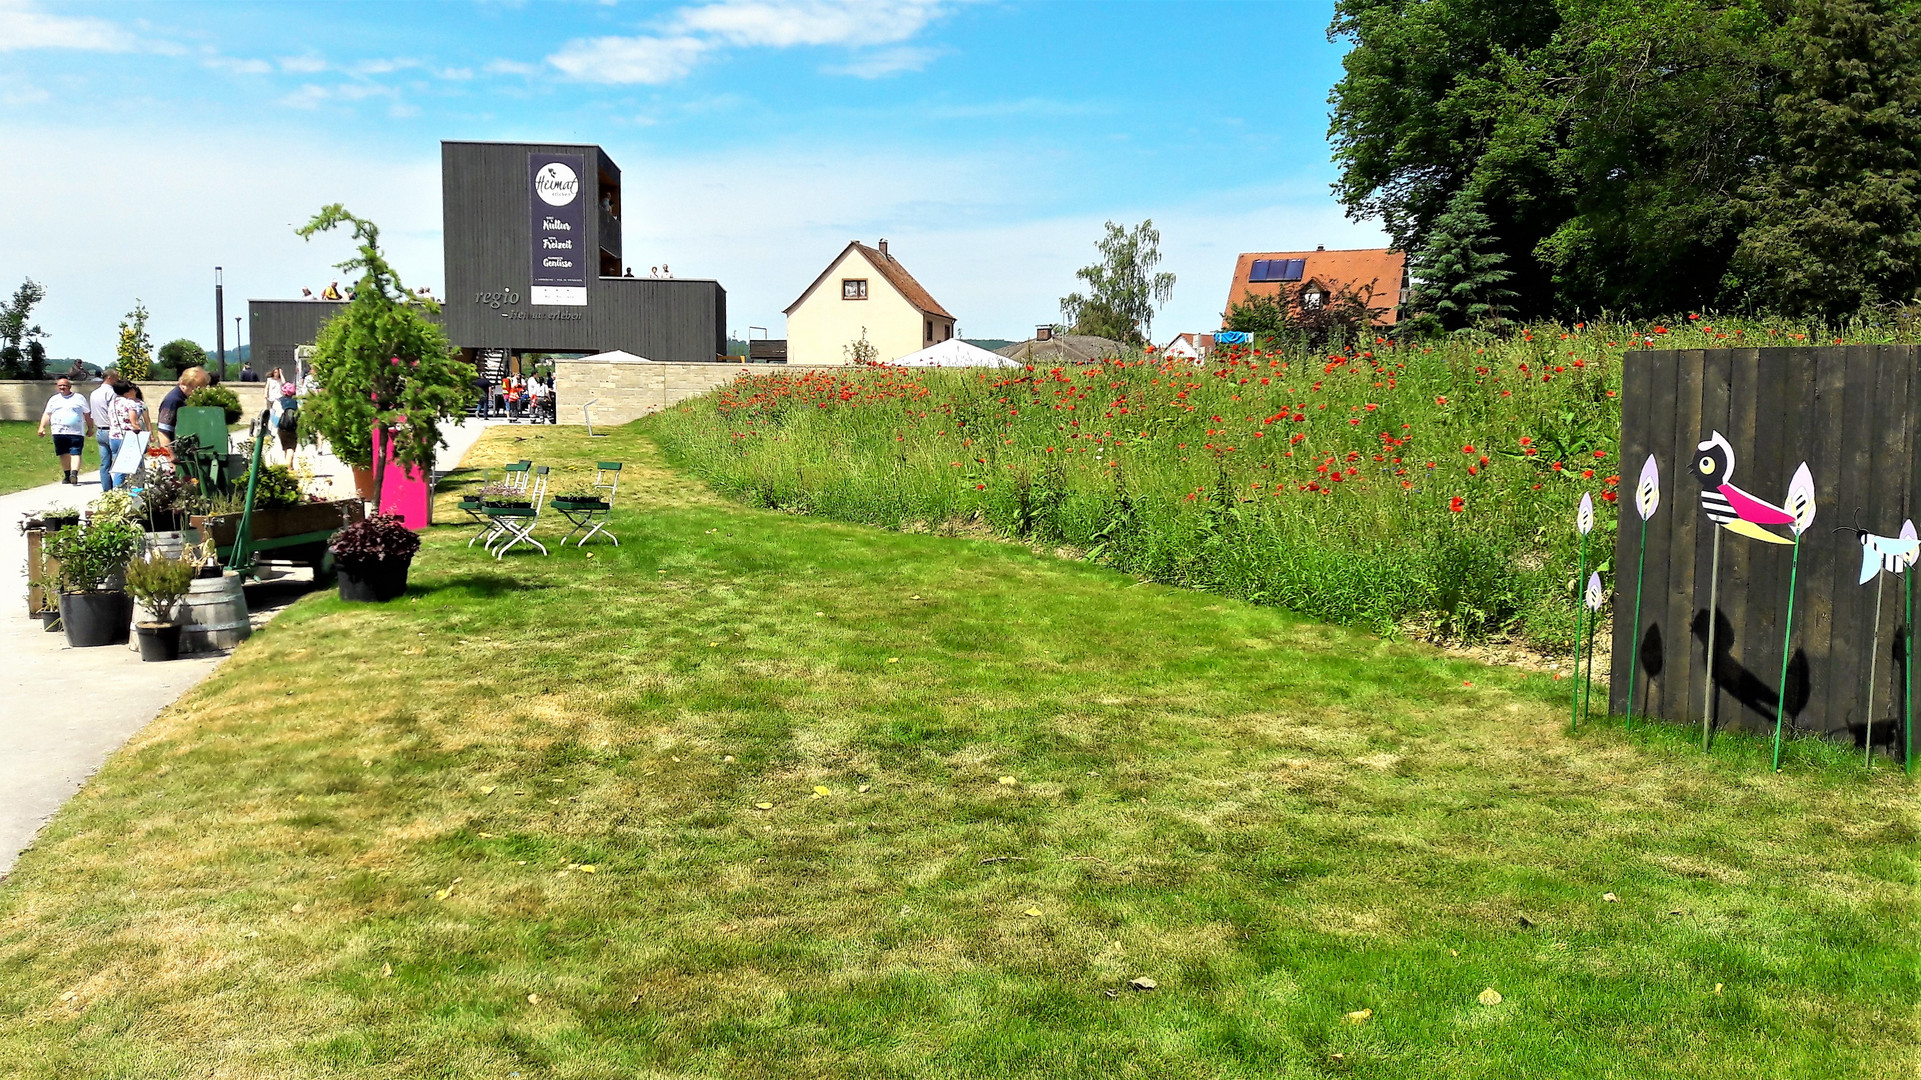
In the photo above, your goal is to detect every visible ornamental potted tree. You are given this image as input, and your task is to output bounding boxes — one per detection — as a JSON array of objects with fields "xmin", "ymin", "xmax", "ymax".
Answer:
[
  {"xmin": 43, "ymin": 517, "xmax": 143, "ymax": 647},
  {"xmin": 331, "ymin": 512, "xmax": 421, "ymax": 602},
  {"xmin": 296, "ymin": 204, "xmax": 475, "ymax": 513},
  {"xmin": 125, "ymin": 553, "xmax": 196, "ymax": 661}
]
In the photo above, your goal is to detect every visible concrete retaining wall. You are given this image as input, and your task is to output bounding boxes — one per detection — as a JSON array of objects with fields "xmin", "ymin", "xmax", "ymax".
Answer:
[
  {"xmin": 0, "ymin": 380, "xmax": 290, "ymax": 423},
  {"xmin": 552, "ymin": 359, "xmax": 823, "ymax": 427}
]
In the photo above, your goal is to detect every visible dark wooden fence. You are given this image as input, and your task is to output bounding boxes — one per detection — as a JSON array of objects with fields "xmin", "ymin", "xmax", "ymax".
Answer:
[{"xmin": 1611, "ymin": 346, "xmax": 1921, "ymax": 755}]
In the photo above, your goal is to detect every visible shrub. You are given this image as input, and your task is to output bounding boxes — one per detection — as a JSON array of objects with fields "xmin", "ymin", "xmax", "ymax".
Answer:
[
  {"xmin": 236, "ymin": 463, "xmax": 306, "ymax": 509},
  {"xmin": 329, "ymin": 513, "xmax": 420, "ymax": 572},
  {"xmin": 125, "ymin": 554, "xmax": 196, "ymax": 623},
  {"xmin": 43, "ymin": 518, "xmax": 143, "ymax": 594},
  {"xmin": 185, "ymin": 384, "xmax": 244, "ymax": 426}
]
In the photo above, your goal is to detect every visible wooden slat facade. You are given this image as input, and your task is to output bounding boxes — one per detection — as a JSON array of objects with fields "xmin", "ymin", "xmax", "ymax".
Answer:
[{"xmin": 1610, "ymin": 346, "xmax": 1921, "ymax": 757}]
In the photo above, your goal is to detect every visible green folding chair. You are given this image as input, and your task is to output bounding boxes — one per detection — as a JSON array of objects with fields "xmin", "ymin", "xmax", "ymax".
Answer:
[
  {"xmin": 468, "ymin": 460, "xmax": 531, "ymax": 549},
  {"xmin": 557, "ymin": 462, "xmax": 622, "ymax": 547},
  {"xmin": 488, "ymin": 466, "xmax": 550, "ymax": 559}
]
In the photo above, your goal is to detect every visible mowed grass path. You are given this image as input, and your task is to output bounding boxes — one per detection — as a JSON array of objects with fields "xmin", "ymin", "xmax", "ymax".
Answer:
[
  {"xmin": 0, "ymin": 419, "xmax": 73, "ymax": 495},
  {"xmin": 0, "ymin": 423, "xmax": 1912, "ymax": 1079}
]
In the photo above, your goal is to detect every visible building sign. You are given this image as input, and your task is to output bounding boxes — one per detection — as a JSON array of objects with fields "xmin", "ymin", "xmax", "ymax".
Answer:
[{"xmin": 529, "ymin": 153, "xmax": 588, "ymax": 307}]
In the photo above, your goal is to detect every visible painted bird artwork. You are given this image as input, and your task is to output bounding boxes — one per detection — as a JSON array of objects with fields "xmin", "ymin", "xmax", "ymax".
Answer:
[
  {"xmin": 1850, "ymin": 520, "xmax": 1921, "ymax": 585},
  {"xmin": 1689, "ymin": 431, "xmax": 1800, "ymax": 545}
]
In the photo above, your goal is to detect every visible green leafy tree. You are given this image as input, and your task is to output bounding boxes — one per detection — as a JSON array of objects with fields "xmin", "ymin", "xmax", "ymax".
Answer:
[
  {"xmin": 1223, "ymin": 292, "xmax": 1290, "ymax": 337},
  {"xmin": 1060, "ymin": 220, "xmax": 1175, "ymax": 345},
  {"xmin": 297, "ymin": 205, "xmax": 473, "ymax": 501},
  {"xmin": 1406, "ymin": 190, "xmax": 1518, "ymax": 332},
  {"xmin": 115, "ymin": 301, "xmax": 153, "ymax": 381},
  {"xmin": 1328, "ymin": 0, "xmax": 1791, "ymax": 318},
  {"xmin": 157, "ymin": 339, "xmax": 207, "ymax": 379},
  {"xmin": 0, "ymin": 278, "xmax": 48, "ymax": 379},
  {"xmin": 1729, "ymin": 0, "xmax": 1921, "ymax": 318}
]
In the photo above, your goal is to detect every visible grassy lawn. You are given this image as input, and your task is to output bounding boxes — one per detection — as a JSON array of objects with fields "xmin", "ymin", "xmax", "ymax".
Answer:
[
  {"xmin": 0, "ymin": 422, "xmax": 1912, "ymax": 1078},
  {"xmin": 0, "ymin": 420, "xmax": 75, "ymax": 495}
]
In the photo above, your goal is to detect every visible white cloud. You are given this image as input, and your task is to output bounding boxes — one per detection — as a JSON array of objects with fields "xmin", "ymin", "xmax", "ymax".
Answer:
[
  {"xmin": 549, "ymin": 0, "xmax": 952, "ymax": 84},
  {"xmin": 206, "ymin": 55, "xmax": 273, "ymax": 75},
  {"xmin": 548, "ymin": 34, "xmax": 710, "ymax": 85},
  {"xmin": 0, "ymin": 0, "xmax": 138, "ymax": 52},
  {"xmin": 278, "ymin": 53, "xmax": 328, "ymax": 74},
  {"xmin": 350, "ymin": 57, "xmax": 418, "ymax": 76},
  {"xmin": 821, "ymin": 44, "xmax": 939, "ymax": 78},
  {"xmin": 676, "ymin": 0, "xmax": 943, "ymax": 48}
]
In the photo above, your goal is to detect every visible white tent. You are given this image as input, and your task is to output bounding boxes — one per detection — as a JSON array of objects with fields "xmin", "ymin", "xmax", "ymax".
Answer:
[
  {"xmin": 575, "ymin": 349, "xmax": 654, "ymax": 363},
  {"xmin": 888, "ymin": 339, "xmax": 1023, "ymax": 368}
]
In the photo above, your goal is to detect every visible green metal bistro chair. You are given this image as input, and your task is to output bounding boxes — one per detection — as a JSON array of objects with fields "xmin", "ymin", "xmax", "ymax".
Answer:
[
  {"xmin": 488, "ymin": 465, "xmax": 550, "ymax": 559},
  {"xmin": 556, "ymin": 462, "xmax": 622, "ymax": 547},
  {"xmin": 468, "ymin": 460, "xmax": 532, "ymax": 549}
]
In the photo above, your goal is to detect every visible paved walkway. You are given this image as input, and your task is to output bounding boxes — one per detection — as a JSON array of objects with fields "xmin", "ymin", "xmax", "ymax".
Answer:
[{"xmin": 0, "ymin": 419, "xmax": 498, "ymax": 878}]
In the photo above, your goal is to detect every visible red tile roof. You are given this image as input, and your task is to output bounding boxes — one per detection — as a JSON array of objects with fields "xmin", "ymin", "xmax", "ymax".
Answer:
[
  {"xmin": 784, "ymin": 241, "xmax": 953, "ymax": 320},
  {"xmin": 1223, "ymin": 248, "xmax": 1407, "ymax": 326}
]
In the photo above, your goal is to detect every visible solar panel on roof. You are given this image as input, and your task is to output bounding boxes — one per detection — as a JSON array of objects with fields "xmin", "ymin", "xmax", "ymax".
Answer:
[{"xmin": 1248, "ymin": 258, "xmax": 1306, "ymax": 283}]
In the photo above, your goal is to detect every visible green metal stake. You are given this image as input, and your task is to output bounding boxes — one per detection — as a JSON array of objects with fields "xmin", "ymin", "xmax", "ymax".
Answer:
[
  {"xmin": 1625, "ymin": 516, "xmax": 1648, "ymax": 728},
  {"xmin": 1771, "ymin": 536, "xmax": 1802, "ymax": 773},
  {"xmin": 1572, "ymin": 530, "xmax": 1589, "ymax": 730}
]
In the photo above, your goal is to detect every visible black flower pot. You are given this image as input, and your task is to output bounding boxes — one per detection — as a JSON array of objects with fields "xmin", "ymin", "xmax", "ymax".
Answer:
[
  {"xmin": 339, "ymin": 560, "xmax": 411, "ymax": 603},
  {"xmin": 135, "ymin": 622, "xmax": 183, "ymax": 662},
  {"xmin": 38, "ymin": 609, "xmax": 61, "ymax": 632},
  {"xmin": 60, "ymin": 591, "xmax": 134, "ymax": 648}
]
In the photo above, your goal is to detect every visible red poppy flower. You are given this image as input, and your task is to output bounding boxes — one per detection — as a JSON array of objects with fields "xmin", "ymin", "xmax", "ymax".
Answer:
[{"xmin": 1449, "ymin": 497, "xmax": 1465, "ymax": 512}]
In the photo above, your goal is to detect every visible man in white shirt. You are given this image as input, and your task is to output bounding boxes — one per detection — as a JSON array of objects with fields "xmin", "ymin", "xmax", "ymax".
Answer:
[
  {"xmin": 38, "ymin": 377, "xmax": 93, "ymax": 485},
  {"xmin": 87, "ymin": 370, "xmax": 121, "ymax": 489}
]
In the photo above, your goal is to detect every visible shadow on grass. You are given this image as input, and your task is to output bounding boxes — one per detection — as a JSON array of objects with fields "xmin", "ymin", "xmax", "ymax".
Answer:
[{"xmin": 420, "ymin": 572, "xmax": 542, "ymax": 599}]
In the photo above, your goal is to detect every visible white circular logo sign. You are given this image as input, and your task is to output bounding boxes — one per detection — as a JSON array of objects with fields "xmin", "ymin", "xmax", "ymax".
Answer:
[{"xmin": 534, "ymin": 162, "xmax": 579, "ymax": 207}]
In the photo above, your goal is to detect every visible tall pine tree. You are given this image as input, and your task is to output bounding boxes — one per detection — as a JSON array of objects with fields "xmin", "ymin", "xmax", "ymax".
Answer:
[
  {"xmin": 1406, "ymin": 190, "xmax": 1517, "ymax": 332},
  {"xmin": 1730, "ymin": 0, "xmax": 1921, "ymax": 319}
]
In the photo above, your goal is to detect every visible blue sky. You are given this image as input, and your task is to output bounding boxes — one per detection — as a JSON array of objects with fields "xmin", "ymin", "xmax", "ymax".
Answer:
[{"xmin": 0, "ymin": 0, "xmax": 1383, "ymax": 361}]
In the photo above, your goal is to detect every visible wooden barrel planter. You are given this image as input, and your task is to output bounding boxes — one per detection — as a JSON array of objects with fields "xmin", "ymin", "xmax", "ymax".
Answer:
[
  {"xmin": 127, "ymin": 569, "xmax": 251, "ymax": 654},
  {"xmin": 179, "ymin": 572, "xmax": 251, "ymax": 654}
]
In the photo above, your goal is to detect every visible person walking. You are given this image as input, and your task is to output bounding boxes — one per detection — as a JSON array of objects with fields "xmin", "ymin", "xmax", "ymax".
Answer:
[
  {"xmin": 504, "ymin": 375, "xmax": 524, "ymax": 423},
  {"xmin": 473, "ymin": 371, "xmax": 493, "ymax": 418},
  {"xmin": 87, "ymin": 370, "xmax": 120, "ymax": 488},
  {"xmin": 527, "ymin": 375, "xmax": 548, "ymax": 424},
  {"xmin": 38, "ymin": 376, "xmax": 93, "ymax": 485},
  {"xmin": 154, "ymin": 367, "xmax": 209, "ymax": 448},
  {"xmin": 267, "ymin": 377, "xmax": 300, "ymax": 466},
  {"xmin": 107, "ymin": 382, "xmax": 150, "ymax": 490}
]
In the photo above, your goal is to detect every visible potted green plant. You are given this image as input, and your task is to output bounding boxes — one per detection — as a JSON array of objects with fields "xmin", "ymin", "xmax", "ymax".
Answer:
[
  {"xmin": 43, "ymin": 517, "xmax": 143, "ymax": 647},
  {"xmin": 330, "ymin": 512, "xmax": 421, "ymax": 602},
  {"xmin": 551, "ymin": 479, "xmax": 608, "ymax": 510},
  {"xmin": 125, "ymin": 553, "xmax": 196, "ymax": 661}
]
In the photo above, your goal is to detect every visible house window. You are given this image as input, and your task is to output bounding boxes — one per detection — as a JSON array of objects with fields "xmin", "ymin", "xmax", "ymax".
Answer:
[
  {"xmin": 1302, "ymin": 288, "xmax": 1325, "ymax": 310},
  {"xmin": 842, "ymin": 279, "xmax": 867, "ymax": 300},
  {"xmin": 942, "ymin": 324, "xmax": 952, "ymax": 341},
  {"xmin": 926, "ymin": 319, "xmax": 933, "ymax": 341}
]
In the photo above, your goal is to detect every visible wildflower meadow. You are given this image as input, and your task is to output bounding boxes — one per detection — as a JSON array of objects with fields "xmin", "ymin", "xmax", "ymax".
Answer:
[{"xmin": 652, "ymin": 317, "xmax": 1919, "ymax": 652}]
